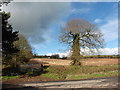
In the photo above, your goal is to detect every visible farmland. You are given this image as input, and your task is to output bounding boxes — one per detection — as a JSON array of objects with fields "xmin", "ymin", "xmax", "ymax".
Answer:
[
  {"xmin": 31, "ymin": 58, "xmax": 119, "ymax": 66},
  {"xmin": 2, "ymin": 57, "xmax": 119, "ymax": 89},
  {"xmin": 3, "ymin": 58, "xmax": 119, "ymax": 81},
  {"xmin": 29, "ymin": 58, "xmax": 119, "ymax": 80}
]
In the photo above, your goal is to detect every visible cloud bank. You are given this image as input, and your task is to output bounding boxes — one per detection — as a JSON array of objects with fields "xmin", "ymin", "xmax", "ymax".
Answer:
[
  {"xmin": 49, "ymin": 47, "xmax": 119, "ymax": 57},
  {"xmin": 2, "ymin": 2, "xmax": 71, "ymax": 44},
  {"xmin": 100, "ymin": 19, "xmax": 118, "ymax": 42},
  {"xmin": 81, "ymin": 47, "xmax": 118, "ymax": 55}
]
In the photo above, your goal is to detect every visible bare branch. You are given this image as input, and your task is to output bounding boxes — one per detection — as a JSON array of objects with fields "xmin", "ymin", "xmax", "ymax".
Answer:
[{"xmin": 59, "ymin": 18, "xmax": 104, "ymax": 65}]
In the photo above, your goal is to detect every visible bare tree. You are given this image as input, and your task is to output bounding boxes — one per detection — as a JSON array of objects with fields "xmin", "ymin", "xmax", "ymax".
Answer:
[{"xmin": 60, "ymin": 18, "xmax": 104, "ymax": 65}]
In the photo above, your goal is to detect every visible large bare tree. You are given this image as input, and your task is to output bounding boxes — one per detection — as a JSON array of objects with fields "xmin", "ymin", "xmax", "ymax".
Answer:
[{"xmin": 60, "ymin": 18, "xmax": 104, "ymax": 65}]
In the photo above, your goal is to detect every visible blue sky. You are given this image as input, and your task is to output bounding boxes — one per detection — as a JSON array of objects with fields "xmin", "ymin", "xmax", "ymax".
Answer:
[{"xmin": 2, "ymin": 2, "xmax": 118, "ymax": 56}]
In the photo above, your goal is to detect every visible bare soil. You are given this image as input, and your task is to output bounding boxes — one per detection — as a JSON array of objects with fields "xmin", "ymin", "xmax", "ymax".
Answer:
[{"xmin": 31, "ymin": 58, "xmax": 119, "ymax": 66}]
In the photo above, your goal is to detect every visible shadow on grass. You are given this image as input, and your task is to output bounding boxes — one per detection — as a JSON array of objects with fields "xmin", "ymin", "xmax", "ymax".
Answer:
[
  {"xmin": 2, "ymin": 66, "xmax": 50, "ymax": 90},
  {"xmin": 30, "ymin": 66, "xmax": 49, "ymax": 77},
  {"xmin": 2, "ymin": 65, "xmax": 50, "ymax": 77}
]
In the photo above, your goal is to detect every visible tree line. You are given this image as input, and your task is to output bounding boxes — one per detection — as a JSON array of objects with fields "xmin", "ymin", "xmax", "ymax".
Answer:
[
  {"xmin": 33, "ymin": 54, "xmax": 67, "ymax": 59},
  {"xmin": 34, "ymin": 54, "xmax": 120, "ymax": 59}
]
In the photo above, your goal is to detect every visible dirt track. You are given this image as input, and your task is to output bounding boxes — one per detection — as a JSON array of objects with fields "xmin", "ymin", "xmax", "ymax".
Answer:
[
  {"xmin": 14, "ymin": 77, "xmax": 119, "ymax": 88},
  {"xmin": 21, "ymin": 77, "xmax": 118, "ymax": 88},
  {"xmin": 31, "ymin": 58, "xmax": 119, "ymax": 66},
  {"xmin": 2, "ymin": 77, "xmax": 119, "ymax": 89}
]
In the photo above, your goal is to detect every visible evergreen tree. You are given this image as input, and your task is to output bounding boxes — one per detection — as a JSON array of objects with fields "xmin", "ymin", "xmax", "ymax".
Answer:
[{"xmin": 1, "ymin": 12, "xmax": 19, "ymax": 66}]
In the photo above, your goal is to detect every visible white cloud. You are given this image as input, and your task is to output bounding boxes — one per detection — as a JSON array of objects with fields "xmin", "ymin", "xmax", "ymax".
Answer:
[
  {"xmin": 100, "ymin": 19, "xmax": 118, "ymax": 42},
  {"xmin": 46, "ymin": 47, "xmax": 119, "ymax": 57},
  {"xmin": 81, "ymin": 47, "xmax": 118, "ymax": 55},
  {"xmin": 94, "ymin": 18, "xmax": 102, "ymax": 23},
  {"xmin": 46, "ymin": 51, "xmax": 71, "ymax": 58},
  {"xmin": 99, "ymin": 47, "xmax": 118, "ymax": 55},
  {"xmin": 71, "ymin": 8, "xmax": 91, "ymax": 14}
]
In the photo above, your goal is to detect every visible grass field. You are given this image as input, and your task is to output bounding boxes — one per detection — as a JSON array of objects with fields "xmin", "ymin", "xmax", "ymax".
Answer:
[
  {"xmin": 2, "ymin": 58, "xmax": 119, "ymax": 85},
  {"xmin": 31, "ymin": 58, "xmax": 119, "ymax": 66}
]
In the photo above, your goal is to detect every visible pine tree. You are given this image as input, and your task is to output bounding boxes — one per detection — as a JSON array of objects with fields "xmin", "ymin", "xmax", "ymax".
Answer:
[{"xmin": 1, "ymin": 12, "xmax": 19, "ymax": 66}]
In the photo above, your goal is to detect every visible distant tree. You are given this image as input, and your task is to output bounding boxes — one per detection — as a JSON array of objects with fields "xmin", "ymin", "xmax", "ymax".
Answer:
[
  {"xmin": 50, "ymin": 54, "xmax": 59, "ymax": 59},
  {"xmin": 60, "ymin": 18, "xmax": 104, "ymax": 65},
  {"xmin": 1, "ymin": 12, "xmax": 19, "ymax": 66},
  {"xmin": 14, "ymin": 34, "xmax": 33, "ymax": 64}
]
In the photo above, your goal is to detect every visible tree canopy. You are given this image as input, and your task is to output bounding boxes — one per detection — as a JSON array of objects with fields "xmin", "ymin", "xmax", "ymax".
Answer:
[
  {"xmin": 60, "ymin": 18, "xmax": 104, "ymax": 65},
  {"xmin": 14, "ymin": 34, "xmax": 33, "ymax": 63}
]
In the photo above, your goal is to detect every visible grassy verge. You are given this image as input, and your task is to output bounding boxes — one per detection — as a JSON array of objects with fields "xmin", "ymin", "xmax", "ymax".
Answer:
[
  {"xmin": 42, "ymin": 73, "xmax": 60, "ymax": 80},
  {"xmin": 66, "ymin": 70, "xmax": 119, "ymax": 80},
  {"xmin": 2, "ymin": 76, "xmax": 19, "ymax": 80},
  {"xmin": 41, "ymin": 64, "xmax": 119, "ymax": 80},
  {"xmin": 2, "ymin": 64, "xmax": 119, "ymax": 81}
]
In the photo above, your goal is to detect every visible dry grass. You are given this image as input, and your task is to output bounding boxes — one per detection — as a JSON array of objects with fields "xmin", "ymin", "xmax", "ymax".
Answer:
[
  {"xmin": 81, "ymin": 58, "xmax": 119, "ymax": 66},
  {"xmin": 31, "ymin": 58, "xmax": 119, "ymax": 66}
]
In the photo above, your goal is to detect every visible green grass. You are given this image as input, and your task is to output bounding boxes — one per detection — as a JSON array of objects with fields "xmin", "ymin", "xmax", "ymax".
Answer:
[
  {"xmin": 42, "ymin": 73, "xmax": 60, "ymax": 79},
  {"xmin": 66, "ymin": 70, "xmax": 119, "ymax": 80},
  {"xmin": 41, "ymin": 64, "xmax": 119, "ymax": 80},
  {"xmin": 2, "ymin": 75, "xmax": 19, "ymax": 80}
]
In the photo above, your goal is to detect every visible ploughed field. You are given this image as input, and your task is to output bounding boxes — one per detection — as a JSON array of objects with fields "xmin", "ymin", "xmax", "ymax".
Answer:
[{"xmin": 31, "ymin": 58, "xmax": 119, "ymax": 66}]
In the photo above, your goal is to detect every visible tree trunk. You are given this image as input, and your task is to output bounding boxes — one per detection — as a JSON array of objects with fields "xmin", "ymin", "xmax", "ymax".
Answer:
[{"xmin": 71, "ymin": 34, "xmax": 81, "ymax": 65}]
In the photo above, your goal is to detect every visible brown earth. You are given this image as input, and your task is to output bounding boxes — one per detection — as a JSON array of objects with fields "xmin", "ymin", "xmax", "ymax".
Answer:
[
  {"xmin": 31, "ymin": 58, "xmax": 119, "ymax": 66},
  {"xmin": 2, "ymin": 76, "xmax": 57, "ymax": 85}
]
